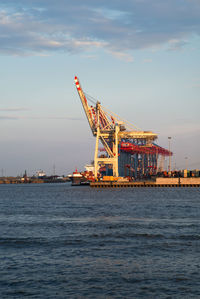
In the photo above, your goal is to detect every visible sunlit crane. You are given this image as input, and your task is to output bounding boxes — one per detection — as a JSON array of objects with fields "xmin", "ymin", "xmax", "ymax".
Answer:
[{"xmin": 74, "ymin": 76, "xmax": 172, "ymax": 179}]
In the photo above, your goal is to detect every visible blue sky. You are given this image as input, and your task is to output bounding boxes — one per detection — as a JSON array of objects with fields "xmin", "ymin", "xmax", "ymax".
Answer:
[{"xmin": 0, "ymin": 0, "xmax": 199, "ymax": 176}]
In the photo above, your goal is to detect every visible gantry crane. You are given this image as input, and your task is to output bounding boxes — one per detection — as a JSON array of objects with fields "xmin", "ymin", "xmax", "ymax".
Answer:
[{"xmin": 74, "ymin": 76, "xmax": 171, "ymax": 180}]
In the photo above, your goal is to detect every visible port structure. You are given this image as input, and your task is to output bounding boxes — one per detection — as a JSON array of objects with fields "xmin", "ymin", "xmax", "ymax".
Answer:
[{"xmin": 74, "ymin": 76, "xmax": 172, "ymax": 180}]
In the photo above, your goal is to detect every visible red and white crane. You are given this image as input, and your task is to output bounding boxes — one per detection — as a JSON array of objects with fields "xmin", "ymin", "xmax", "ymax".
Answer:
[{"xmin": 74, "ymin": 76, "xmax": 172, "ymax": 179}]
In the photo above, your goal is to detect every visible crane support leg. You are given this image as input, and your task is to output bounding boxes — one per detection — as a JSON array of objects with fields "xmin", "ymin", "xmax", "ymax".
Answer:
[
  {"xmin": 112, "ymin": 124, "xmax": 119, "ymax": 177},
  {"xmin": 94, "ymin": 126, "xmax": 100, "ymax": 179}
]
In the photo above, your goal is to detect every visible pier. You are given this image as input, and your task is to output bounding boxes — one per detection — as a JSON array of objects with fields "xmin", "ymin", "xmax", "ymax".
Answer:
[{"xmin": 90, "ymin": 178, "xmax": 200, "ymax": 188}]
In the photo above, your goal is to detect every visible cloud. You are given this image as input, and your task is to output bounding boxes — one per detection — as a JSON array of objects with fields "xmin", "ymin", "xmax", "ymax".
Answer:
[
  {"xmin": 29, "ymin": 116, "xmax": 83, "ymax": 121},
  {"xmin": 167, "ymin": 39, "xmax": 188, "ymax": 51},
  {"xmin": 0, "ymin": 0, "xmax": 200, "ymax": 57},
  {"xmin": 191, "ymin": 84, "xmax": 200, "ymax": 88},
  {"xmin": 0, "ymin": 114, "xmax": 83, "ymax": 121},
  {"xmin": 0, "ymin": 108, "xmax": 83, "ymax": 120},
  {"xmin": 190, "ymin": 78, "xmax": 200, "ymax": 87},
  {"xmin": 109, "ymin": 50, "xmax": 134, "ymax": 62},
  {"xmin": 0, "ymin": 115, "xmax": 19, "ymax": 120},
  {"xmin": 0, "ymin": 108, "xmax": 29, "ymax": 111}
]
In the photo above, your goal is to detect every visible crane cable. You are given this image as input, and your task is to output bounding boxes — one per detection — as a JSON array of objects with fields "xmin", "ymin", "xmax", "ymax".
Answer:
[{"xmin": 84, "ymin": 91, "xmax": 142, "ymax": 131}]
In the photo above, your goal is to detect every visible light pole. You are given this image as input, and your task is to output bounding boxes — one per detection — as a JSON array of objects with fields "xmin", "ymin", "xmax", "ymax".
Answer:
[
  {"xmin": 185, "ymin": 157, "xmax": 188, "ymax": 170},
  {"xmin": 168, "ymin": 137, "xmax": 172, "ymax": 172}
]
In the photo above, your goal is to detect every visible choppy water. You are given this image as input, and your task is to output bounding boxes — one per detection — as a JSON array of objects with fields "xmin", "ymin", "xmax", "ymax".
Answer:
[{"xmin": 0, "ymin": 183, "xmax": 200, "ymax": 298}]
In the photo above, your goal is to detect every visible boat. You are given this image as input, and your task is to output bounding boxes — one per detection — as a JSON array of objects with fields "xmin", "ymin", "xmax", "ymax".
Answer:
[{"xmin": 69, "ymin": 169, "xmax": 89, "ymax": 186}]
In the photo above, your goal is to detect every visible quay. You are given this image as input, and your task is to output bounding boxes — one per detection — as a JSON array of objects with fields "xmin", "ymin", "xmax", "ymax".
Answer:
[{"xmin": 90, "ymin": 178, "xmax": 200, "ymax": 188}]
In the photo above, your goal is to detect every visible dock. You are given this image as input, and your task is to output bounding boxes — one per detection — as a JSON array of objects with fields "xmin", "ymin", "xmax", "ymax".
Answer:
[{"xmin": 90, "ymin": 177, "xmax": 200, "ymax": 188}]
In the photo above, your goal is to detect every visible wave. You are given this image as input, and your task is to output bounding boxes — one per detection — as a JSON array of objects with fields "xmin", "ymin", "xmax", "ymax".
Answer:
[{"xmin": 0, "ymin": 237, "xmax": 88, "ymax": 247}]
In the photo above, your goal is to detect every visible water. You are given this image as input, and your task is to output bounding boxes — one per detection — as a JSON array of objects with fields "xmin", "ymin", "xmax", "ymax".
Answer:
[{"xmin": 0, "ymin": 183, "xmax": 200, "ymax": 298}]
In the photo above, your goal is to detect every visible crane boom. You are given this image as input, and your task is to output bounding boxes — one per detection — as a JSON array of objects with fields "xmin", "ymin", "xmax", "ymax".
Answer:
[{"xmin": 74, "ymin": 76, "xmax": 96, "ymax": 135}]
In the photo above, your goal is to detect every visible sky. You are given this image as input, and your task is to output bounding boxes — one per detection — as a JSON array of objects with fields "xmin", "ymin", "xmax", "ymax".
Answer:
[{"xmin": 0, "ymin": 0, "xmax": 200, "ymax": 176}]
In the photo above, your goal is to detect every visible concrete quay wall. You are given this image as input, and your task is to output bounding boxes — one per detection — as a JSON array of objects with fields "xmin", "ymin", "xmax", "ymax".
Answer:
[
  {"xmin": 180, "ymin": 177, "xmax": 200, "ymax": 184},
  {"xmin": 90, "ymin": 177, "xmax": 200, "ymax": 188},
  {"xmin": 156, "ymin": 177, "xmax": 200, "ymax": 185}
]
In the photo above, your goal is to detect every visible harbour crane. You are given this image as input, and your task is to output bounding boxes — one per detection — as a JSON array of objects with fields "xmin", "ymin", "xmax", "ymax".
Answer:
[{"xmin": 74, "ymin": 76, "xmax": 172, "ymax": 180}]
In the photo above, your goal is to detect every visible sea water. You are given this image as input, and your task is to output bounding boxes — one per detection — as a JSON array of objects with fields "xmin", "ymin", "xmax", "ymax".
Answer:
[{"xmin": 0, "ymin": 183, "xmax": 200, "ymax": 298}]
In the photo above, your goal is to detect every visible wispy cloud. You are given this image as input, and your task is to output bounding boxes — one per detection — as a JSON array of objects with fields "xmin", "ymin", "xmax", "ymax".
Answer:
[
  {"xmin": 188, "ymin": 78, "xmax": 200, "ymax": 88},
  {"xmin": 0, "ymin": 114, "xmax": 83, "ymax": 121},
  {"xmin": 0, "ymin": 107, "xmax": 83, "ymax": 121},
  {"xmin": 0, "ymin": 108, "xmax": 29, "ymax": 111},
  {"xmin": 0, "ymin": 0, "xmax": 200, "ymax": 58},
  {"xmin": 167, "ymin": 39, "xmax": 188, "ymax": 51},
  {"xmin": 191, "ymin": 84, "xmax": 200, "ymax": 88},
  {"xmin": 0, "ymin": 115, "xmax": 19, "ymax": 120},
  {"xmin": 28, "ymin": 116, "xmax": 83, "ymax": 121},
  {"xmin": 109, "ymin": 50, "xmax": 134, "ymax": 62}
]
